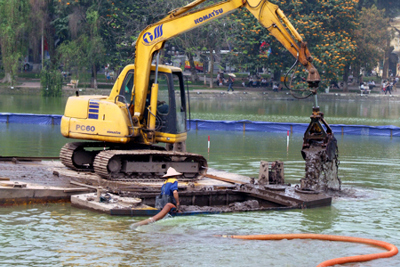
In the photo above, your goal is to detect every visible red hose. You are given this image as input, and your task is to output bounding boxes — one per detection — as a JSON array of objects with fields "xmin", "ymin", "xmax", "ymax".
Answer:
[
  {"xmin": 131, "ymin": 203, "xmax": 176, "ymax": 228},
  {"xmin": 224, "ymin": 234, "xmax": 398, "ymax": 267}
]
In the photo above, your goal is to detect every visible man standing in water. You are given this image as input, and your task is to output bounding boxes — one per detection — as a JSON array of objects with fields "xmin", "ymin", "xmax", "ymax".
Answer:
[{"xmin": 155, "ymin": 167, "xmax": 181, "ymax": 211}]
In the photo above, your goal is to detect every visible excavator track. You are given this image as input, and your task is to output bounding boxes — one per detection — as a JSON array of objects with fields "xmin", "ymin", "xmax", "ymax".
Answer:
[
  {"xmin": 60, "ymin": 142, "xmax": 208, "ymax": 181},
  {"xmin": 60, "ymin": 142, "xmax": 103, "ymax": 172},
  {"xmin": 60, "ymin": 143, "xmax": 77, "ymax": 170},
  {"xmin": 93, "ymin": 149, "xmax": 207, "ymax": 180}
]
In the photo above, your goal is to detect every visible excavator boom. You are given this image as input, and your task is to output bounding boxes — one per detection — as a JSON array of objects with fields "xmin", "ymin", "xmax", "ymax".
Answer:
[{"xmin": 108, "ymin": 0, "xmax": 321, "ymax": 125}]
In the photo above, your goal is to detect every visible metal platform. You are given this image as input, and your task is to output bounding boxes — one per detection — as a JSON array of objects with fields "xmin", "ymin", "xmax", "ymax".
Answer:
[{"xmin": 0, "ymin": 160, "xmax": 331, "ymax": 214}]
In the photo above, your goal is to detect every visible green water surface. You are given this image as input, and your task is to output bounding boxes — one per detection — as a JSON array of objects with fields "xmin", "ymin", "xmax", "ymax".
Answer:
[
  {"xmin": 1, "ymin": 94, "xmax": 400, "ymax": 126},
  {"xmin": 0, "ymin": 95, "xmax": 400, "ymax": 266}
]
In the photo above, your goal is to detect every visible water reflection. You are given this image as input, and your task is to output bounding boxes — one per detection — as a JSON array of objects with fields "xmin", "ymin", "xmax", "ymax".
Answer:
[{"xmin": 0, "ymin": 95, "xmax": 67, "ymax": 115}]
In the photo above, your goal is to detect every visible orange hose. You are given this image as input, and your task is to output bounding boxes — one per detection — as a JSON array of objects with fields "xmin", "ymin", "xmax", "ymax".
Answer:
[
  {"xmin": 131, "ymin": 203, "xmax": 176, "ymax": 228},
  {"xmin": 224, "ymin": 234, "xmax": 398, "ymax": 267}
]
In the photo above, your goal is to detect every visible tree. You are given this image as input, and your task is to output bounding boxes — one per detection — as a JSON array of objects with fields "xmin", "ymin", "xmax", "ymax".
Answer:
[
  {"xmin": 0, "ymin": 0, "xmax": 29, "ymax": 85},
  {"xmin": 28, "ymin": 0, "xmax": 48, "ymax": 67},
  {"xmin": 173, "ymin": 31, "xmax": 202, "ymax": 82},
  {"xmin": 85, "ymin": 8, "xmax": 106, "ymax": 88},
  {"xmin": 228, "ymin": 8, "xmax": 273, "ymax": 75},
  {"xmin": 227, "ymin": 0, "xmax": 360, "ymax": 92},
  {"xmin": 352, "ymin": 6, "xmax": 389, "ymax": 82},
  {"xmin": 358, "ymin": 1, "xmax": 400, "ymax": 78},
  {"xmin": 358, "ymin": 0, "xmax": 400, "ymax": 18},
  {"xmin": 98, "ymin": 0, "xmax": 182, "ymax": 72},
  {"xmin": 281, "ymin": 0, "xmax": 359, "ymax": 91},
  {"xmin": 54, "ymin": 1, "xmax": 106, "ymax": 88},
  {"xmin": 168, "ymin": 1, "xmax": 233, "ymax": 88}
]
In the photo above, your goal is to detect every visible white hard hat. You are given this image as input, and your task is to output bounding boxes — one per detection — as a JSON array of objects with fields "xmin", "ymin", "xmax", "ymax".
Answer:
[{"xmin": 162, "ymin": 167, "xmax": 182, "ymax": 178}]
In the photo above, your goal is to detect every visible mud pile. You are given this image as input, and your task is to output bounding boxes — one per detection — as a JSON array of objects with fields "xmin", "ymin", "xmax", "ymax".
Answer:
[
  {"xmin": 301, "ymin": 137, "xmax": 341, "ymax": 191},
  {"xmin": 180, "ymin": 200, "xmax": 260, "ymax": 213}
]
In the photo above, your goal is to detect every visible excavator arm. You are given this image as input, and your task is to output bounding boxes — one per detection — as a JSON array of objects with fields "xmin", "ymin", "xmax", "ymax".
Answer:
[
  {"xmin": 60, "ymin": 0, "xmax": 336, "ymax": 182},
  {"xmin": 123, "ymin": 0, "xmax": 320, "ymax": 123}
]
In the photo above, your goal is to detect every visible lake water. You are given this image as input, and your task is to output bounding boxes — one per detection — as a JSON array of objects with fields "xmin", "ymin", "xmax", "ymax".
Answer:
[
  {"xmin": 2, "ymin": 94, "xmax": 400, "ymax": 126},
  {"xmin": 0, "ymin": 94, "xmax": 400, "ymax": 266}
]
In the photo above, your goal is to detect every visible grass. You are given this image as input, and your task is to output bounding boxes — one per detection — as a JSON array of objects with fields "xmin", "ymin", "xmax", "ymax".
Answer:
[
  {"xmin": 78, "ymin": 83, "xmax": 113, "ymax": 89},
  {"xmin": 0, "ymin": 71, "xmax": 40, "ymax": 81},
  {"xmin": 363, "ymin": 76, "xmax": 381, "ymax": 83},
  {"xmin": 17, "ymin": 72, "xmax": 40, "ymax": 79}
]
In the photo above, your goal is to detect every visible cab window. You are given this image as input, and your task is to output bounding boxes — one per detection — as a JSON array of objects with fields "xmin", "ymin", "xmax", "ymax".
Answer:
[
  {"xmin": 146, "ymin": 73, "xmax": 170, "ymax": 115},
  {"xmin": 120, "ymin": 71, "xmax": 134, "ymax": 105},
  {"xmin": 174, "ymin": 73, "xmax": 186, "ymax": 133},
  {"xmin": 156, "ymin": 73, "xmax": 169, "ymax": 115}
]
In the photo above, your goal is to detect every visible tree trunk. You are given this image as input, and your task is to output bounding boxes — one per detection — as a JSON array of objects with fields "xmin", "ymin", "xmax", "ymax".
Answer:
[
  {"xmin": 31, "ymin": 35, "xmax": 40, "ymax": 64},
  {"xmin": 186, "ymin": 52, "xmax": 199, "ymax": 82},
  {"xmin": 354, "ymin": 65, "xmax": 361, "ymax": 85},
  {"xmin": 273, "ymin": 70, "xmax": 280, "ymax": 83},
  {"xmin": 0, "ymin": 36, "xmax": 14, "ymax": 85},
  {"xmin": 1, "ymin": 73, "xmax": 12, "ymax": 84},
  {"xmin": 45, "ymin": 18, "xmax": 57, "ymax": 68},
  {"xmin": 382, "ymin": 38, "xmax": 394, "ymax": 80},
  {"xmin": 91, "ymin": 63, "xmax": 98, "ymax": 89},
  {"xmin": 209, "ymin": 47, "xmax": 214, "ymax": 88},
  {"xmin": 342, "ymin": 64, "xmax": 350, "ymax": 92}
]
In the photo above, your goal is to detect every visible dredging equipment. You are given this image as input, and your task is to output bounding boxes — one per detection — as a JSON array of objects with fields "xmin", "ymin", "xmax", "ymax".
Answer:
[{"xmin": 300, "ymin": 96, "xmax": 340, "ymax": 191}]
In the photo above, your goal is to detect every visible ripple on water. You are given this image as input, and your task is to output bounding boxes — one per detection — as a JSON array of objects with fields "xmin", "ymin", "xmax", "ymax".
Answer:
[{"xmin": 1, "ymin": 129, "xmax": 400, "ymax": 265}]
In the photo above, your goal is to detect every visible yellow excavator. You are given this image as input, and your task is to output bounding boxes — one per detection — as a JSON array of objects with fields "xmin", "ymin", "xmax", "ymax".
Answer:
[{"xmin": 60, "ymin": 0, "xmax": 325, "ymax": 181}]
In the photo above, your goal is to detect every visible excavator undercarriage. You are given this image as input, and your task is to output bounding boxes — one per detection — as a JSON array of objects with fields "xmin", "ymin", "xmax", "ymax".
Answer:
[{"xmin": 60, "ymin": 142, "xmax": 207, "ymax": 181}]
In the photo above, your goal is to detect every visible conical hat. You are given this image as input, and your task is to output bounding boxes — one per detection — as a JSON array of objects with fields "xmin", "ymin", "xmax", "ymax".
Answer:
[{"xmin": 162, "ymin": 167, "xmax": 182, "ymax": 178}]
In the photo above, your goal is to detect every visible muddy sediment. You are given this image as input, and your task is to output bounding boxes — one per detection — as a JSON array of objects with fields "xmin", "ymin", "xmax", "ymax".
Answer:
[
  {"xmin": 301, "ymin": 144, "xmax": 341, "ymax": 191},
  {"xmin": 180, "ymin": 200, "xmax": 260, "ymax": 213},
  {"xmin": 0, "ymin": 161, "xmax": 72, "ymax": 187}
]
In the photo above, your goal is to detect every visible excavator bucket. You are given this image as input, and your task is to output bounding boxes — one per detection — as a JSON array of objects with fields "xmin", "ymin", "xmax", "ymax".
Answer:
[
  {"xmin": 301, "ymin": 107, "xmax": 337, "ymax": 161},
  {"xmin": 300, "ymin": 107, "xmax": 340, "ymax": 191}
]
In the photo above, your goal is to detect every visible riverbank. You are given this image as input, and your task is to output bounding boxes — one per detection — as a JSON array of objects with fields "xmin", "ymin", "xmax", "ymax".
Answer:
[{"xmin": 1, "ymin": 80, "xmax": 400, "ymax": 101}]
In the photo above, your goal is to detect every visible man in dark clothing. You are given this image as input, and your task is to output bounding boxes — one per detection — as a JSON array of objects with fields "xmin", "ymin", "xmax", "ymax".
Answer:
[
  {"xmin": 227, "ymin": 76, "xmax": 234, "ymax": 91},
  {"xmin": 385, "ymin": 82, "xmax": 393, "ymax": 95},
  {"xmin": 155, "ymin": 167, "xmax": 181, "ymax": 211}
]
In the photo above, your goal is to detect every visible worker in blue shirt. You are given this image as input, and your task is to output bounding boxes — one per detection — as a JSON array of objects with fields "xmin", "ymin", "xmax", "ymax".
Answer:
[{"xmin": 155, "ymin": 167, "xmax": 181, "ymax": 211}]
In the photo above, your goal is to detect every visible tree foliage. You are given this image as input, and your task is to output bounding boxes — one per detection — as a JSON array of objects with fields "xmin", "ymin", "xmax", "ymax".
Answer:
[
  {"xmin": 54, "ymin": 1, "xmax": 106, "ymax": 87},
  {"xmin": 228, "ymin": 8, "xmax": 272, "ymax": 74},
  {"xmin": 40, "ymin": 66, "xmax": 63, "ymax": 96},
  {"xmin": 353, "ymin": 6, "xmax": 389, "ymax": 76},
  {"xmin": 229, "ymin": 0, "xmax": 360, "ymax": 89},
  {"xmin": 358, "ymin": 0, "xmax": 400, "ymax": 18},
  {"xmin": 1, "ymin": 0, "xmax": 400, "ymax": 89},
  {"xmin": 357, "ymin": 0, "xmax": 400, "ymax": 78},
  {"xmin": 0, "ymin": 0, "xmax": 29, "ymax": 85}
]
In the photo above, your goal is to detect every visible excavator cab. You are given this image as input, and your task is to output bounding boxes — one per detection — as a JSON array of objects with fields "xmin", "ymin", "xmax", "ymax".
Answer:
[
  {"xmin": 110, "ymin": 64, "xmax": 188, "ymax": 144},
  {"xmin": 143, "ymin": 69, "xmax": 187, "ymax": 135}
]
